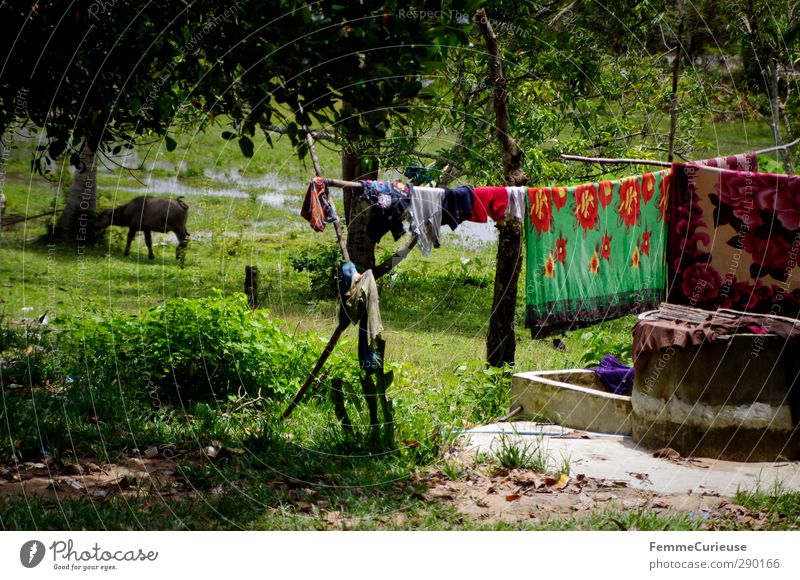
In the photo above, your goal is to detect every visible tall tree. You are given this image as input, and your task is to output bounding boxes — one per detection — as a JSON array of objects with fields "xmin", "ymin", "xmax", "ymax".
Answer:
[{"xmin": 0, "ymin": 1, "xmax": 214, "ymax": 242}]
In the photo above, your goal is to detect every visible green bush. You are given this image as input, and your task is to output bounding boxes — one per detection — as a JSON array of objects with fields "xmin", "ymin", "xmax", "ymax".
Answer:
[
  {"xmin": 59, "ymin": 293, "xmax": 315, "ymax": 401},
  {"xmin": 289, "ymin": 243, "xmax": 341, "ymax": 298}
]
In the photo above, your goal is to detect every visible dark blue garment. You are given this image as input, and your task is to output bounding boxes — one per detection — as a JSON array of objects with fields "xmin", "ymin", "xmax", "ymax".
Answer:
[
  {"xmin": 359, "ymin": 180, "xmax": 413, "ymax": 242},
  {"xmin": 337, "ymin": 261, "xmax": 379, "ymax": 370},
  {"xmin": 591, "ymin": 355, "xmax": 634, "ymax": 396},
  {"xmin": 442, "ymin": 185, "xmax": 475, "ymax": 230}
]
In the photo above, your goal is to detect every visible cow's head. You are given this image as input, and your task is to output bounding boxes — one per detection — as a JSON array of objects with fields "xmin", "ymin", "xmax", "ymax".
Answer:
[{"xmin": 94, "ymin": 208, "xmax": 114, "ymax": 230}]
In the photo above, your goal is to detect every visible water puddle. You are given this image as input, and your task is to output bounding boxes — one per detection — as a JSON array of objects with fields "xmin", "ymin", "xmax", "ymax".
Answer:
[{"xmin": 441, "ymin": 221, "xmax": 497, "ymax": 248}]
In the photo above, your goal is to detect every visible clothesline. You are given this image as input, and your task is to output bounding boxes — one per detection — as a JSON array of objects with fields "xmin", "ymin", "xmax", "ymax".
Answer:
[{"xmin": 560, "ymin": 138, "xmax": 800, "ymax": 167}]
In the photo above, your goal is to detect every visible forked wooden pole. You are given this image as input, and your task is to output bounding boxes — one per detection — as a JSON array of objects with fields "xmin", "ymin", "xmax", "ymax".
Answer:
[
  {"xmin": 283, "ymin": 324, "xmax": 345, "ymax": 418},
  {"xmin": 283, "ymin": 118, "xmax": 350, "ymax": 419},
  {"xmin": 303, "ymin": 118, "xmax": 350, "ymax": 263}
]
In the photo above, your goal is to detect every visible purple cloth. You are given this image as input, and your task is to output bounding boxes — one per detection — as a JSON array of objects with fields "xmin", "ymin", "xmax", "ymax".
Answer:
[{"xmin": 591, "ymin": 355, "xmax": 634, "ymax": 396}]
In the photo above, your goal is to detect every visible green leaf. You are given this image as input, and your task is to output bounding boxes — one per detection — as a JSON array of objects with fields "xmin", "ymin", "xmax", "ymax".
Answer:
[
  {"xmin": 165, "ymin": 135, "xmax": 177, "ymax": 151},
  {"xmin": 221, "ymin": 131, "xmax": 236, "ymax": 141}
]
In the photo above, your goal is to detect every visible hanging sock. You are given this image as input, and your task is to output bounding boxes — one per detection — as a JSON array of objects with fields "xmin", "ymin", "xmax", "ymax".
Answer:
[{"xmin": 409, "ymin": 186, "xmax": 445, "ymax": 256}]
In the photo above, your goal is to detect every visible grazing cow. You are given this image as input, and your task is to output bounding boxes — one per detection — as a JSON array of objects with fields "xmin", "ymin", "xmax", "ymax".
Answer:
[{"xmin": 95, "ymin": 196, "xmax": 189, "ymax": 260}]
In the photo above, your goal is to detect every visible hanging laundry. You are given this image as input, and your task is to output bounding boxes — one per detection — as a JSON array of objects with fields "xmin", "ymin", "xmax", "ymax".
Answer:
[
  {"xmin": 442, "ymin": 185, "xmax": 474, "ymax": 230},
  {"xmin": 503, "ymin": 186, "xmax": 526, "ymax": 222},
  {"xmin": 471, "ymin": 186, "xmax": 509, "ymax": 223},
  {"xmin": 301, "ymin": 177, "xmax": 338, "ymax": 232},
  {"xmin": 338, "ymin": 261, "xmax": 384, "ymax": 370},
  {"xmin": 409, "ymin": 186, "xmax": 445, "ymax": 256},
  {"xmin": 525, "ymin": 170, "xmax": 670, "ymax": 337},
  {"xmin": 359, "ymin": 180, "xmax": 413, "ymax": 242},
  {"xmin": 667, "ymin": 163, "xmax": 800, "ymax": 316}
]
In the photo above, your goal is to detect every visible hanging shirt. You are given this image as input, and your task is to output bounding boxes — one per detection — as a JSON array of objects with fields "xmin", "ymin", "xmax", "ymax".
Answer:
[
  {"xmin": 471, "ymin": 186, "xmax": 509, "ymax": 222},
  {"xmin": 338, "ymin": 262, "xmax": 383, "ymax": 370},
  {"xmin": 409, "ymin": 186, "xmax": 445, "ymax": 256},
  {"xmin": 359, "ymin": 180, "xmax": 413, "ymax": 242},
  {"xmin": 442, "ymin": 185, "xmax": 474, "ymax": 230}
]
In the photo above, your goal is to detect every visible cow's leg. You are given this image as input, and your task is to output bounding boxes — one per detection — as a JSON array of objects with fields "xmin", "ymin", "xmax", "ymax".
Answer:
[
  {"xmin": 175, "ymin": 228, "xmax": 188, "ymax": 262},
  {"xmin": 124, "ymin": 228, "xmax": 136, "ymax": 256},
  {"xmin": 143, "ymin": 229, "xmax": 154, "ymax": 259}
]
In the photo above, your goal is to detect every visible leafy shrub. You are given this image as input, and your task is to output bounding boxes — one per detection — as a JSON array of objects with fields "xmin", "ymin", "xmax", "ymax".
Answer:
[
  {"xmin": 578, "ymin": 328, "xmax": 632, "ymax": 367},
  {"xmin": 59, "ymin": 293, "xmax": 316, "ymax": 401},
  {"xmin": 289, "ymin": 243, "xmax": 341, "ymax": 298}
]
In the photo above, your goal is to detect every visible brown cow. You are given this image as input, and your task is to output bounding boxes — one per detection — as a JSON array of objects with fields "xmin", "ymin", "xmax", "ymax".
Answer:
[{"xmin": 95, "ymin": 196, "xmax": 189, "ymax": 260}]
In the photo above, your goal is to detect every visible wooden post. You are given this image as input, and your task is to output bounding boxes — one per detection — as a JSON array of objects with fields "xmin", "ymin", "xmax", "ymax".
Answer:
[
  {"xmin": 244, "ymin": 265, "xmax": 258, "ymax": 310},
  {"xmin": 477, "ymin": 8, "xmax": 529, "ymax": 368}
]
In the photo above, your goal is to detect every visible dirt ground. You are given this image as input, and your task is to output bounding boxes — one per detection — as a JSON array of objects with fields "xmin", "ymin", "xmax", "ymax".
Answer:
[
  {"xmin": 0, "ymin": 441, "xmax": 792, "ymax": 529},
  {"xmin": 413, "ymin": 446, "xmax": 793, "ymax": 529}
]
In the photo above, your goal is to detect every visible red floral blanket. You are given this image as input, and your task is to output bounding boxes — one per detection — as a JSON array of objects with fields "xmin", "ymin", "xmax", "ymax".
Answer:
[{"xmin": 668, "ymin": 163, "xmax": 800, "ymax": 315}]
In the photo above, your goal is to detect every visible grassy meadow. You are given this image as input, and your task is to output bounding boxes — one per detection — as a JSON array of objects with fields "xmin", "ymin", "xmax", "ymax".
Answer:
[{"xmin": 1, "ymin": 120, "xmax": 798, "ymax": 530}]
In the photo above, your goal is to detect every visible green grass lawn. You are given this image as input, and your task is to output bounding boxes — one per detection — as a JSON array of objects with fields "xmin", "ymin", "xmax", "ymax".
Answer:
[{"xmin": 1, "ymin": 117, "xmax": 797, "ymax": 531}]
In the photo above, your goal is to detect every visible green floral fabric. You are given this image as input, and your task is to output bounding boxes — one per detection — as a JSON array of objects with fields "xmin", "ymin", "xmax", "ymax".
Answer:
[{"xmin": 524, "ymin": 170, "xmax": 670, "ymax": 336}]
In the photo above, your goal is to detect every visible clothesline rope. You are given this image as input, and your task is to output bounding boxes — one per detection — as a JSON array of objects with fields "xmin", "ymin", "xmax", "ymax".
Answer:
[{"xmin": 560, "ymin": 138, "xmax": 800, "ymax": 167}]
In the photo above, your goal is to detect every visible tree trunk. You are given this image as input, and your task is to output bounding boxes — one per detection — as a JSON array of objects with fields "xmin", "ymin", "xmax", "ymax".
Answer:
[
  {"xmin": 57, "ymin": 138, "xmax": 98, "ymax": 244},
  {"xmin": 477, "ymin": 9, "xmax": 529, "ymax": 368},
  {"xmin": 0, "ymin": 138, "xmax": 6, "ymax": 244},
  {"xmin": 341, "ymin": 127, "xmax": 379, "ymax": 271},
  {"xmin": 768, "ymin": 59, "xmax": 794, "ymax": 174}
]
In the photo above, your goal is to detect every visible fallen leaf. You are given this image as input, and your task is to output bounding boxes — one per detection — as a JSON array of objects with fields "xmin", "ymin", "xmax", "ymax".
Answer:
[
  {"xmin": 628, "ymin": 472, "xmax": 652, "ymax": 484},
  {"xmin": 652, "ymin": 447, "xmax": 681, "ymax": 460},
  {"xmin": 553, "ymin": 474, "xmax": 570, "ymax": 489},
  {"xmin": 144, "ymin": 446, "xmax": 159, "ymax": 458},
  {"xmin": 505, "ymin": 493, "xmax": 521, "ymax": 502}
]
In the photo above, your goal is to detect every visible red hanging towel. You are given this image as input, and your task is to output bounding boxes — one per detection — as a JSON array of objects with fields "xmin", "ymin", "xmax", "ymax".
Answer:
[
  {"xmin": 471, "ymin": 187, "xmax": 509, "ymax": 222},
  {"xmin": 300, "ymin": 177, "xmax": 330, "ymax": 232}
]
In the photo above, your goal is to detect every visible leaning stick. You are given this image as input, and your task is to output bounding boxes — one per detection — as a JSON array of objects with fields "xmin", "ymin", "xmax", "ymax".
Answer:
[
  {"xmin": 303, "ymin": 120, "xmax": 350, "ymax": 263},
  {"xmin": 284, "ymin": 119, "xmax": 350, "ymax": 419}
]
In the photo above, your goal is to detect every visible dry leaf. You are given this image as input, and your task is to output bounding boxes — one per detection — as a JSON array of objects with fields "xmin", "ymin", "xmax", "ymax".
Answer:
[
  {"xmin": 652, "ymin": 447, "xmax": 681, "ymax": 460},
  {"xmin": 505, "ymin": 493, "xmax": 521, "ymax": 502},
  {"xmin": 553, "ymin": 474, "xmax": 570, "ymax": 489}
]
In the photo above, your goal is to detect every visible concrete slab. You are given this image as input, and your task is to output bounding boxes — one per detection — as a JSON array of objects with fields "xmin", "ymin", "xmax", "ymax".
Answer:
[{"xmin": 463, "ymin": 422, "xmax": 800, "ymax": 496}]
